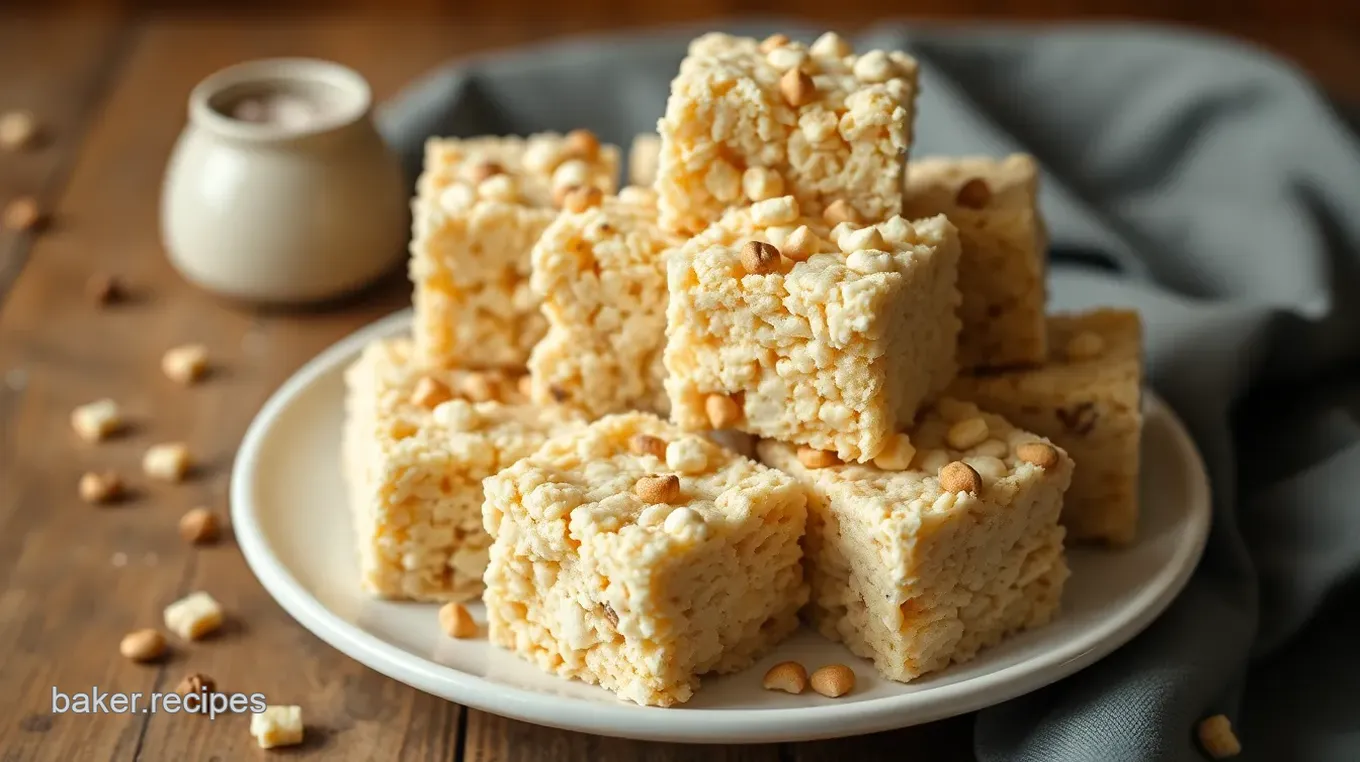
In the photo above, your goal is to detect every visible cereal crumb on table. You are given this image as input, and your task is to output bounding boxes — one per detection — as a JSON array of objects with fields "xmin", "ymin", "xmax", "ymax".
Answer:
[
  {"xmin": 438, "ymin": 602, "xmax": 478, "ymax": 638},
  {"xmin": 251, "ymin": 705, "xmax": 304, "ymax": 749},
  {"xmin": 3, "ymin": 196, "xmax": 43, "ymax": 231},
  {"xmin": 79, "ymin": 470, "xmax": 124, "ymax": 504},
  {"xmin": 1197, "ymin": 714, "xmax": 1242, "ymax": 758},
  {"xmin": 163, "ymin": 591, "xmax": 223, "ymax": 640},
  {"xmin": 71, "ymin": 399, "xmax": 123, "ymax": 443},
  {"xmin": 179, "ymin": 507, "xmax": 219, "ymax": 544},
  {"xmin": 119, "ymin": 629, "xmax": 166, "ymax": 662},
  {"xmin": 143, "ymin": 442, "xmax": 192, "ymax": 482},
  {"xmin": 162, "ymin": 343, "xmax": 210, "ymax": 384}
]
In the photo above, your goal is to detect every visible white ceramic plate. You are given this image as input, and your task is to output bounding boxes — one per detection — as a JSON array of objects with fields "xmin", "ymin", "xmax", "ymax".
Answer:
[{"xmin": 231, "ymin": 309, "xmax": 1212, "ymax": 744}]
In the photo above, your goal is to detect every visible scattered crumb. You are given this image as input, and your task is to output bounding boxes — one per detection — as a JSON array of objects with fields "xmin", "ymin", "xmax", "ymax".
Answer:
[
  {"xmin": 164, "ymin": 591, "xmax": 223, "ymax": 640},
  {"xmin": 3, "ymin": 196, "xmax": 44, "ymax": 232},
  {"xmin": 143, "ymin": 442, "xmax": 192, "ymax": 482},
  {"xmin": 179, "ymin": 507, "xmax": 219, "ymax": 544},
  {"xmin": 250, "ymin": 705, "xmax": 304, "ymax": 749},
  {"xmin": 162, "ymin": 344, "xmax": 210, "ymax": 385},
  {"xmin": 119, "ymin": 628, "xmax": 167, "ymax": 662}
]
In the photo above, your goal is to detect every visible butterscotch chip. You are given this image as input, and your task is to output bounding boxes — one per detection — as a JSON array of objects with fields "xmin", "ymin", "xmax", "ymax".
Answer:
[
  {"xmin": 467, "ymin": 160, "xmax": 503, "ymax": 184},
  {"xmin": 945, "ymin": 417, "xmax": 989, "ymax": 450},
  {"xmin": 87, "ymin": 273, "xmax": 123, "ymax": 305},
  {"xmin": 740, "ymin": 240, "xmax": 781, "ymax": 274},
  {"xmin": 762, "ymin": 661, "xmax": 808, "ymax": 694},
  {"xmin": 634, "ymin": 474, "xmax": 681, "ymax": 504},
  {"xmin": 822, "ymin": 199, "xmax": 857, "ymax": 225},
  {"xmin": 0, "ymin": 110, "xmax": 38, "ymax": 151},
  {"xmin": 939, "ymin": 461, "xmax": 982, "ymax": 494},
  {"xmin": 119, "ymin": 629, "xmax": 166, "ymax": 662},
  {"xmin": 410, "ymin": 376, "xmax": 453, "ymax": 408},
  {"xmin": 955, "ymin": 178, "xmax": 992, "ymax": 209},
  {"xmin": 438, "ymin": 602, "xmax": 478, "ymax": 638},
  {"xmin": 796, "ymin": 446, "xmax": 840, "ymax": 469},
  {"xmin": 564, "ymin": 129, "xmax": 601, "ymax": 161},
  {"xmin": 758, "ymin": 33, "xmax": 790, "ymax": 53},
  {"xmin": 459, "ymin": 373, "xmax": 498, "ymax": 402},
  {"xmin": 1065, "ymin": 330, "xmax": 1106, "ymax": 360},
  {"xmin": 629, "ymin": 434, "xmax": 668, "ymax": 459},
  {"xmin": 872, "ymin": 433, "xmax": 916, "ymax": 472},
  {"xmin": 1197, "ymin": 714, "xmax": 1242, "ymax": 759},
  {"xmin": 79, "ymin": 470, "xmax": 123, "ymax": 504},
  {"xmin": 1016, "ymin": 442, "xmax": 1060, "ymax": 469},
  {"xmin": 809, "ymin": 664, "xmax": 855, "ymax": 697},
  {"xmin": 563, "ymin": 185, "xmax": 604, "ymax": 213},
  {"xmin": 779, "ymin": 68, "xmax": 817, "ymax": 107},
  {"xmin": 782, "ymin": 225, "xmax": 817, "ymax": 262},
  {"xmin": 704, "ymin": 393, "xmax": 742, "ymax": 428},
  {"xmin": 161, "ymin": 344, "xmax": 209, "ymax": 385},
  {"xmin": 179, "ymin": 507, "xmax": 219, "ymax": 544},
  {"xmin": 3, "ymin": 196, "xmax": 42, "ymax": 232}
]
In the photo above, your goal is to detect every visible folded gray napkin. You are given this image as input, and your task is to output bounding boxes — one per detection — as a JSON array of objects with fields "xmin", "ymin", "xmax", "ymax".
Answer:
[{"xmin": 378, "ymin": 21, "xmax": 1360, "ymax": 762}]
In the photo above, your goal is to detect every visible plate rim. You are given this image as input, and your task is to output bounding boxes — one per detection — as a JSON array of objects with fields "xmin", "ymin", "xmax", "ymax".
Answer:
[{"xmin": 230, "ymin": 309, "xmax": 1212, "ymax": 744}]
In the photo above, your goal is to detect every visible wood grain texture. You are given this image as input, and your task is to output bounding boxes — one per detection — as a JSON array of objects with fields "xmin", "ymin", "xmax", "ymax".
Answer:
[{"xmin": 0, "ymin": 11, "xmax": 1356, "ymax": 762}]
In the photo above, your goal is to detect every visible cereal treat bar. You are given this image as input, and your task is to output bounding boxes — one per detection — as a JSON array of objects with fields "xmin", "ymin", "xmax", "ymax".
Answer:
[
  {"xmin": 482, "ymin": 412, "xmax": 808, "ymax": 707},
  {"xmin": 664, "ymin": 195, "xmax": 961, "ymax": 463},
  {"xmin": 903, "ymin": 154, "xmax": 1047, "ymax": 369},
  {"xmin": 656, "ymin": 32, "xmax": 918, "ymax": 235},
  {"xmin": 758, "ymin": 398, "xmax": 1073, "ymax": 683},
  {"xmin": 411, "ymin": 132, "xmax": 620, "ymax": 368},
  {"xmin": 342, "ymin": 338, "xmax": 581, "ymax": 601},
  {"xmin": 947, "ymin": 309, "xmax": 1143, "ymax": 545},
  {"xmin": 528, "ymin": 186, "xmax": 683, "ymax": 418}
]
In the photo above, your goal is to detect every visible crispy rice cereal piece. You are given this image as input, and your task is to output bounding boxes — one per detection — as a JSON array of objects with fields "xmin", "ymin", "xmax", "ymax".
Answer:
[
  {"xmin": 482, "ymin": 412, "xmax": 808, "ymax": 707},
  {"xmin": 342, "ymin": 338, "xmax": 581, "ymax": 601},
  {"xmin": 759, "ymin": 398, "xmax": 1073, "ymax": 682},
  {"xmin": 656, "ymin": 32, "xmax": 918, "ymax": 235}
]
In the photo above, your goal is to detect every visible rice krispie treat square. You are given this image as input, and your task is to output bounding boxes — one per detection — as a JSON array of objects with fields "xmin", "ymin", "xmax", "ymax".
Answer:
[
  {"xmin": 758, "ymin": 398, "xmax": 1073, "ymax": 683},
  {"xmin": 342, "ymin": 338, "xmax": 581, "ymax": 601},
  {"xmin": 482, "ymin": 412, "xmax": 808, "ymax": 707},
  {"xmin": 411, "ymin": 132, "xmax": 620, "ymax": 368},
  {"xmin": 664, "ymin": 195, "xmax": 961, "ymax": 463},
  {"xmin": 657, "ymin": 32, "xmax": 918, "ymax": 235},
  {"xmin": 947, "ymin": 309, "xmax": 1143, "ymax": 544},
  {"xmin": 903, "ymin": 154, "xmax": 1047, "ymax": 369},
  {"xmin": 528, "ymin": 187, "xmax": 683, "ymax": 418}
]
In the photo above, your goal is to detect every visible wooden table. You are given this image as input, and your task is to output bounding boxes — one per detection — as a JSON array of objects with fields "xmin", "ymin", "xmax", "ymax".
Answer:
[{"xmin": 0, "ymin": 15, "xmax": 1354, "ymax": 761}]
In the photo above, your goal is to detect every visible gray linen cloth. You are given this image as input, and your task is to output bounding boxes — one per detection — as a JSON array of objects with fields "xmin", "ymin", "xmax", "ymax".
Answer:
[{"xmin": 377, "ymin": 22, "xmax": 1360, "ymax": 762}]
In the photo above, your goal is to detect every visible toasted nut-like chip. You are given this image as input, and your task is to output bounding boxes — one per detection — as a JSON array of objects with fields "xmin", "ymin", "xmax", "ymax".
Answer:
[
  {"xmin": 179, "ymin": 507, "xmax": 219, "ymax": 544},
  {"xmin": 809, "ymin": 664, "xmax": 855, "ymax": 697},
  {"xmin": 779, "ymin": 68, "xmax": 817, "ymax": 107},
  {"xmin": 563, "ymin": 185, "xmax": 604, "ymax": 213},
  {"xmin": 629, "ymin": 434, "xmax": 668, "ymax": 459},
  {"xmin": 740, "ymin": 240, "xmax": 781, "ymax": 274},
  {"xmin": 762, "ymin": 661, "xmax": 808, "ymax": 694},
  {"xmin": 955, "ymin": 178, "xmax": 992, "ymax": 209},
  {"xmin": 634, "ymin": 474, "xmax": 681, "ymax": 504},
  {"xmin": 1197, "ymin": 714, "xmax": 1242, "ymax": 759},
  {"xmin": 162, "ymin": 343, "xmax": 209, "ymax": 385},
  {"xmin": 79, "ymin": 470, "xmax": 123, "ymax": 504},
  {"xmin": 939, "ymin": 461, "xmax": 982, "ymax": 494},
  {"xmin": 705, "ymin": 393, "xmax": 742, "ymax": 428},
  {"xmin": 564, "ymin": 129, "xmax": 600, "ymax": 160},
  {"xmin": 120, "ymin": 629, "xmax": 166, "ymax": 662},
  {"xmin": 796, "ymin": 446, "xmax": 840, "ymax": 469},
  {"xmin": 438, "ymin": 602, "xmax": 478, "ymax": 638},
  {"xmin": 1016, "ymin": 442, "xmax": 1060, "ymax": 469},
  {"xmin": 411, "ymin": 376, "xmax": 454, "ymax": 409}
]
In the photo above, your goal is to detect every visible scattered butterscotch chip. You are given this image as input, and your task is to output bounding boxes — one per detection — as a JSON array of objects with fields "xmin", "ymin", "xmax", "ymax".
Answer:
[
  {"xmin": 3, "ymin": 196, "xmax": 43, "ymax": 231},
  {"xmin": 872, "ymin": 433, "xmax": 917, "ymax": 472},
  {"xmin": 634, "ymin": 474, "xmax": 681, "ymax": 504},
  {"xmin": 945, "ymin": 417, "xmax": 990, "ymax": 450},
  {"xmin": 939, "ymin": 461, "xmax": 982, "ymax": 494},
  {"xmin": 179, "ymin": 507, "xmax": 219, "ymax": 544},
  {"xmin": 86, "ymin": 273, "xmax": 124, "ymax": 305},
  {"xmin": 164, "ymin": 591, "xmax": 224, "ymax": 640},
  {"xmin": 629, "ymin": 434, "xmax": 668, "ymax": 459},
  {"xmin": 809, "ymin": 664, "xmax": 855, "ymax": 697},
  {"xmin": 411, "ymin": 376, "xmax": 453, "ymax": 409},
  {"xmin": 467, "ymin": 160, "xmax": 503, "ymax": 185},
  {"xmin": 955, "ymin": 178, "xmax": 992, "ymax": 209},
  {"xmin": 79, "ymin": 470, "xmax": 124, "ymax": 504},
  {"xmin": 175, "ymin": 672, "xmax": 216, "ymax": 697},
  {"xmin": 563, "ymin": 185, "xmax": 604, "ymax": 213},
  {"xmin": 704, "ymin": 393, "xmax": 742, "ymax": 429},
  {"xmin": 564, "ymin": 128, "xmax": 600, "ymax": 161},
  {"xmin": 251, "ymin": 705, "xmax": 304, "ymax": 749},
  {"xmin": 143, "ymin": 442, "xmax": 192, "ymax": 482},
  {"xmin": 762, "ymin": 661, "xmax": 808, "ymax": 694},
  {"xmin": 740, "ymin": 240, "xmax": 781, "ymax": 274},
  {"xmin": 779, "ymin": 68, "xmax": 817, "ymax": 107},
  {"xmin": 161, "ymin": 343, "xmax": 209, "ymax": 385},
  {"xmin": 758, "ymin": 33, "xmax": 790, "ymax": 53},
  {"xmin": 0, "ymin": 110, "xmax": 38, "ymax": 151},
  {"xmin": 119, "ymin": 628, "xmax": 167, "ymax": 662},
  {"xmin": 796, "ymin": 446, "xmax": 840, "ymax": 469},
  {"xmin": 1065, "ymin": 330, "xmax": 1105, "ymax": 361},
  {"xmin": 459, "ymin": 372, "xmax": 497, "ymax": 402},
  {"xmin": 71, "ymin": 398, "xmax": 123, "ymax": 442},
  {"xmin": 822, "ymin": 199, "xmax": 857, "ymax": 226},
  {"xmin": 438, "ymin": 602, "xmax": 478, "ymax": 638},
  {"xmin": 1016, "ymin": 442, "xmax": 1060, "ymax": 469},
  {"xmin": 782, "ymin": 225, "xmax": 817, "ymax": 262},
  {"xmin": 1197, "ymin": 714, "xmax": 1242, "ymax": 759}
]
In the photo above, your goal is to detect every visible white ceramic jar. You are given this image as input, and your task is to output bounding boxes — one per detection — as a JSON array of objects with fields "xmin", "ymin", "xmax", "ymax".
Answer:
[{"xmin": 162, "ymin": 58, "xmax": 408, "ymax": 304}]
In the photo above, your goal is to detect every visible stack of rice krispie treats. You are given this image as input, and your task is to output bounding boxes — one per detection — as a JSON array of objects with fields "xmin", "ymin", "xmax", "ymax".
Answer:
[{"xmin": 341, "ymin": 29, "xmax": 1145, "ymax": 708}]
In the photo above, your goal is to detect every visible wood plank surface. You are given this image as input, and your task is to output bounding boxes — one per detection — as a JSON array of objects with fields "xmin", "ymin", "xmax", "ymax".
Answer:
[{"xmin": 0, "ymin": 11, "xmax": 1356, "ymax": 762}]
